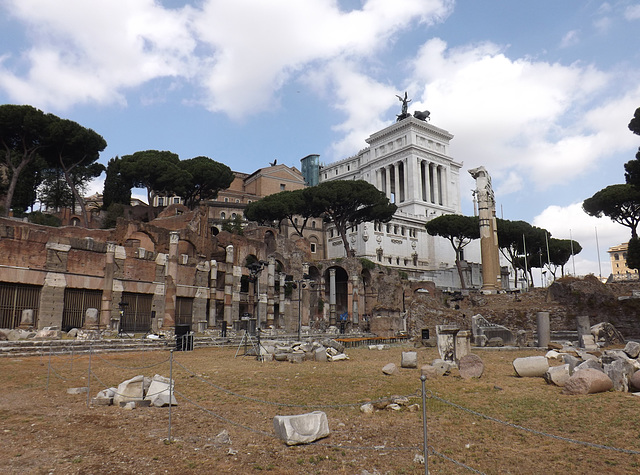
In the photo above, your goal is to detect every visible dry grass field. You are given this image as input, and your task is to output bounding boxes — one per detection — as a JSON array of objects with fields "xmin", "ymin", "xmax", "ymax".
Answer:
[{"xmin": 1, "ymin": 344, "xmax": 639, "ymax": 474}]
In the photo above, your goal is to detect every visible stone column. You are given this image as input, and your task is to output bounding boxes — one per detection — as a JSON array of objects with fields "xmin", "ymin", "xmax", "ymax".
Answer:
[
  {"xmin": 469, "ymin": 166, "xmax": 501, "ymax": 291},
  {"xmin": 232, "ymin": 264, "xmax": 242, "ymax": 326},
  {"xmin": 393, "ymin": 162, "xmax": 400, "ymax": 203},
  {"xmin": 223, "ymin": 245, "xmax": 234, "ymax": 326},
  {"xmin": 267, "ymin": 257, "xmax": 275, "ymax": 327},
  {"xmin": 208, "ymin": 260, "xmax": 218, "ymax": 328},
  {"xmin": 257, "ymin": 270, "xmax": 267, "ymax": 330},
  {"xmin": 278, "ymin": 273, "xmax": 285, "ymax": 328},
  {"xmin": 162, "ymin": 231, "xmax": 179, "ymax": 329},
  {"xmin": 536, "ymin": 311, "xmax": 550, "ymax": 348},
  {"xmin": 100, "ymin": 242, "xmax": 116, "ymax": 329},
  {"xmin": 440, "ymin": 166, "xmax": 448, "ymax": 206},
  {"xmin": 351, "ymin": 273, "xmax": 359, "ymax": 325},
  {"xmin": 385, "ymin": 166, "xmax": 391, "ymax": 200},
  {"xmin": 38, "ymin": 272, "xmax": 66, "ymax": 329},
  {"xmin": 429, "ymin": 163, "xmax": 435, "ymax": 203},
  {"xmin": 329, "ymin": 268, "xmax": 336, "ymax": 326}
]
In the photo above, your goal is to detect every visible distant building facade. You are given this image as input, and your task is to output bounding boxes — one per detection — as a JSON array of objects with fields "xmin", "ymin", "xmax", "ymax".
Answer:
[
  {"xmin": 608, "ymin": 242, "xmax": 639, "ymax": 281},
  {"xmin": 317, "ymin": 115, "xmax": 482, "ymax": 283}
]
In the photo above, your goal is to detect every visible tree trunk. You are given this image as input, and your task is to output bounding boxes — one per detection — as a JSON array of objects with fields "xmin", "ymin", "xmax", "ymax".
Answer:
[
  {"xmin": 455, "ymin": 259, "xmax": 466, "ymax": 289},
  {"xmin": 62, "ymin": 169, "xmax": 89, "ymax": 228},
  {"xmin": 2, "ymin": 151, "xmax": 32, "ymax": 216},
  {"xmin": 337, "ymin": 225, "xmax": 351, "ymax": 257}
]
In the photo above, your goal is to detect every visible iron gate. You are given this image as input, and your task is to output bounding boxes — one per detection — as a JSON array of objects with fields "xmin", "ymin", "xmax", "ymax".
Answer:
[
  {"xmin": 0, "ymin": 282, "xmax": 41, "ymax": 329},
  {"xmin": 62, "ymin": 288, "xmax": 102, "ymax": 331},
  {"xmin": 119, "ymin": 293, "xmax": 153, "ymax": 333},
  {"xmin": 175, "ymin": 297, "xmax": 193, "ymax": 325}
]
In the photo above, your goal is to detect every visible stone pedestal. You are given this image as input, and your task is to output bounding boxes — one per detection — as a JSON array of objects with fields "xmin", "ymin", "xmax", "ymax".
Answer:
[
  {"xmin": 19, "ymin": 309, "xmax": 34, "ymax": 329},
  {"xmin": 84, "ymin": 307, "xmax": 99, "ymax": 329},
  {"xmin": 455, "ymin": 330, "xmax": 472, "ymax": 362},
  {"xmin": 436, "ymin": 325, "xmax": 459, "ymax": 366}
]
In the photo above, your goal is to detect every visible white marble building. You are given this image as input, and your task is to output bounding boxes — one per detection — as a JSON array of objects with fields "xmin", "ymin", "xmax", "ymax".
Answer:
[{"xmin": 319, "ymin": 115, "xmax": 483, "ymax": 281}]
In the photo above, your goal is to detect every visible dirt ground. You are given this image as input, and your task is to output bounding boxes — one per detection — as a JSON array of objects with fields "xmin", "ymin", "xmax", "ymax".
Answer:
[{"xmin": 1, "ymin": 344, "xmax": 640, "ymax": 475}]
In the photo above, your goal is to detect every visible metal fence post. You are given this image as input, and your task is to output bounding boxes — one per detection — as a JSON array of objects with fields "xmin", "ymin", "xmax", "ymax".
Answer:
[
  {"xmin": 421, "ymin": 374, "xmax": 429, "ymax": 475},
  {"xmin": 46, "ymin": 346, "xmax": 52, "ymax": 391},
  {"xmin": 86, "ymin": 342, "xmax": 93, "ymax": 407},
  {"xmin": 168, "ymin": 349, "xmax": 174, "ymax": 443}
]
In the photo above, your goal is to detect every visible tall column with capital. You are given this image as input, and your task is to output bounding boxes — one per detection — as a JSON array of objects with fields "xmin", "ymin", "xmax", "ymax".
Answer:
[
  {"xmin": 469, "ymin": 166, "xmax": 501, "ymax": 291},
  {"xmin": 163, "ymin": 231, "xmax": 179, "ymax": 328},
  {"xmin": 329, "ymin": 268, "xmax": 336, "ymax": 326}
]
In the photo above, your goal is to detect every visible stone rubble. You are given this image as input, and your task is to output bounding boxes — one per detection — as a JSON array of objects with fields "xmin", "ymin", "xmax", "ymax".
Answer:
[
  {"xmin": 256, "ymin": 338, "xmax": 349, "ymax": 363},
  {"xmin": 513, "ymin": 335, "xmax": 640, "ymax": 398},
  {"xmin": 84, "ymin": 374, "xmax": 177, "ymax": 408}
]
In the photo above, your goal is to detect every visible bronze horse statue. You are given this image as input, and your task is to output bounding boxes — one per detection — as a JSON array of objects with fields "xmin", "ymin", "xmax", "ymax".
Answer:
[{"xmin": 413, "ymin": 110, "xmax": 430, "ymax": 121}]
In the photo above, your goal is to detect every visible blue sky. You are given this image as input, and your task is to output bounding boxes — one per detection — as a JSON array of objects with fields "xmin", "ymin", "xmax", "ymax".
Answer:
[{"xmin": 1, "ymin": 0, "xmax": 639, "ymax": 279}]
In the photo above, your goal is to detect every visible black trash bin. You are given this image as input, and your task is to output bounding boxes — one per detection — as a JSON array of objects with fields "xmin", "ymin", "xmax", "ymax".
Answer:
[
  {"xmin": 421, "ymin": 329, "xmax": 430, "ymax": 340},
  {"xmin": 175, "ymin": 324, "xmax": 193, "ymax": 351}
]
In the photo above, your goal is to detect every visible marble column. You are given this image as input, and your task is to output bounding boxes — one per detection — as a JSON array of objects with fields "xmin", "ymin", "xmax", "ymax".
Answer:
[
  {"xmin": 329, "ymin": 268, "xmax": 336, "ymax": 326},
  {"xmin": 208, "ymin": 260, "xmax": 218, "ymax": 328},
  {"xmin": 100, "ymin": 242, "xmax": 115, "ymax": 329}
]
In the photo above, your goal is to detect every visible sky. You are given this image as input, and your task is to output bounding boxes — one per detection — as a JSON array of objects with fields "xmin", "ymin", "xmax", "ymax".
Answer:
[{"xmin": 1, "ymin": 0, "xmax": 639, "ymax": 281}]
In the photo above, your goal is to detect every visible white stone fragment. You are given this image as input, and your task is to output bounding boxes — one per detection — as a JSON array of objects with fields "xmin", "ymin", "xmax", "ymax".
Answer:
[{"xmin": 273, "ymin": 411, "xmax": 330, "ymax": 445}]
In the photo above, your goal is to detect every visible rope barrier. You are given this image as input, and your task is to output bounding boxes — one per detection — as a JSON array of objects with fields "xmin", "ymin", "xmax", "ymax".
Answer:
[
  {"xmin": 173, "ymin": 389, "xmax": 275, "ymax": 439},
  {"xmin": 429, "ymin": 446, "xmax": 486, "ymax": 474},
  {"xmin": 172, "ymin": 358, "xmax": 419, "ymax": 409},
  {"xmin": 40, "ymin": 347, "xmax": 640, "ymax": 472},
  {"xmin": 92, "ymin": 352, "xmax": 171, "ymax": 370},
  {"xmin": 429, "ymin": 392, "xmax": 640, "ymax": 455}
]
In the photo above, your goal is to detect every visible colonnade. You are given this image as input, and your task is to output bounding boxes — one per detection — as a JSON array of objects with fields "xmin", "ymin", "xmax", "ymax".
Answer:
[{"xmin": 375, "ymin": 157, "xmax": 447, "ymax": 206}]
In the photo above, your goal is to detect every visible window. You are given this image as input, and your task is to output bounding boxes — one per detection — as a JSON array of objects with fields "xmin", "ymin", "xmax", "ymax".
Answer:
[
  {"xmin": 614, "ymin": 253, "xmax": 619, "ymax": 260},
  {"xmin": 310, "ymin": 243, "xmax": 317, "ymax": 253},
  {"xmin": 224, "ymin": 197, "xmax": 229, "ymax": 202},
  {"xmin": 311, "ymin": 221, "xmax": 316, "ymax": 229},
  {"xmin": 221, "ymin": 212, "xmax": 226, "ymax": 219},
  {"xmin": 235, "ymin": 199, "xmax": 240, "ymax": 203},
  {"xmin": 232, "ymin": 213, "xmax": 237, "ymax": 219},
  {"xmin": 173, "ymin": 197, "xmax": 180, "ymax": 204},
  {"xmin": 158, "ymin": 197, "xmax": 164, "ymax": 206},
  {"xmin": 335, "ymin": 170, "xmax": 338, "ymax": 175},
  {"xmin": 280, "ymin": 184, "xmax": 286, "ymax": 191}
]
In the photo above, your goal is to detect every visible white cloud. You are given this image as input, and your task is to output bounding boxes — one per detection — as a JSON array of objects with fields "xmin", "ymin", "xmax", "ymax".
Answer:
[
  {"xmin": 0, "ymin": 0, "xmax": 196, "ymax": 109},
  {"xmin": 192, "ymin": 0, "xmax": 453, "ymax": 119},
  {"xmin": 0, "ymin": 0, "xmax": 454, "ymax": 115},
  {"xmin": 625, "ymin": 4, "xmax": 640, "ymax": 20},
  {"xmin": 391, "ymin": 38, "xmax": 640, "ymax": 194},
  {"xmin": 559, "ymin": 30, "xmax": 580, "ymax": 48},
  {"xmin": 533, "ymin": 202, "xmax": 630, "ymax": 277}
]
